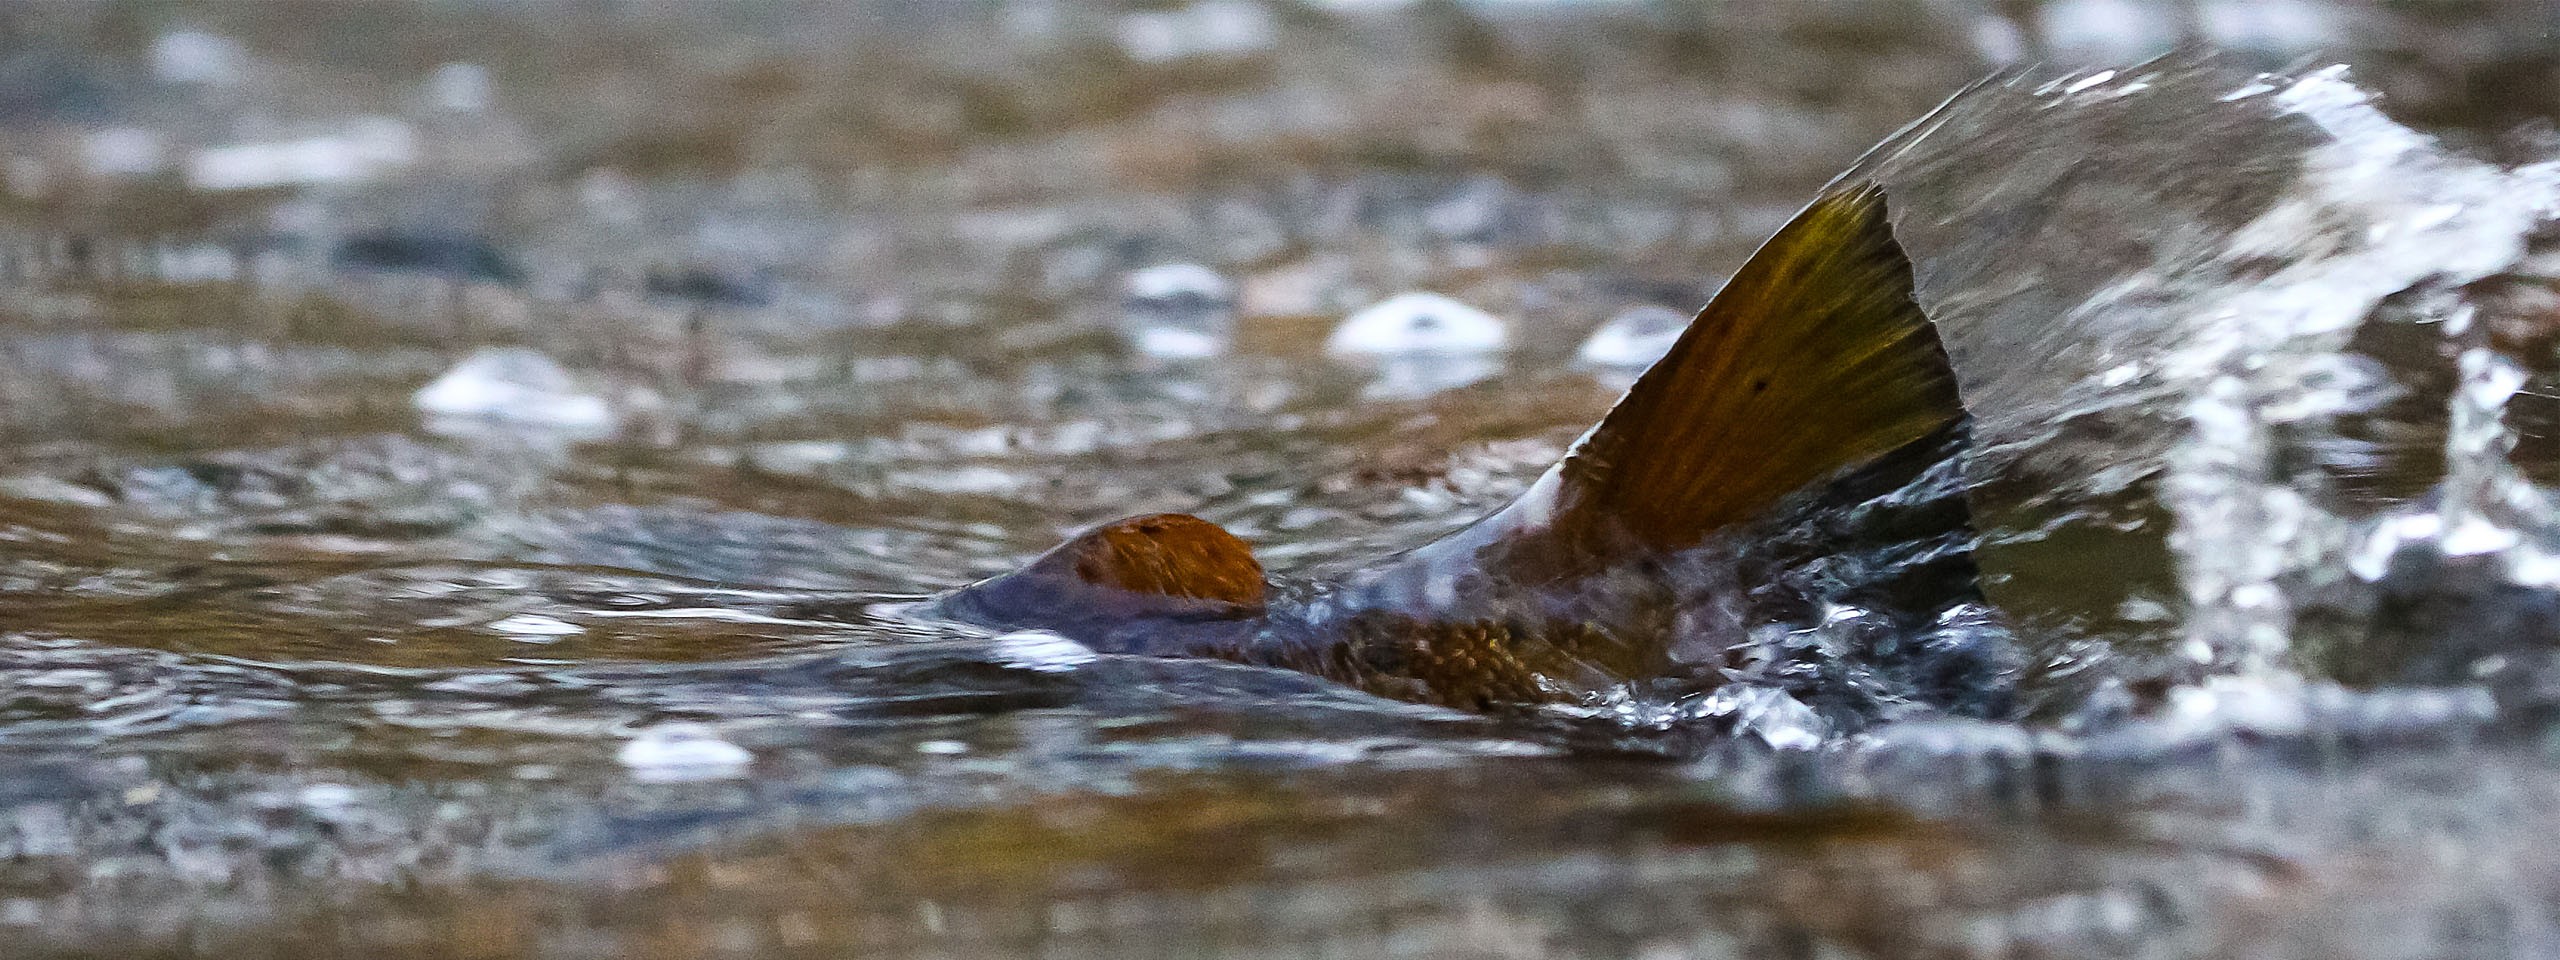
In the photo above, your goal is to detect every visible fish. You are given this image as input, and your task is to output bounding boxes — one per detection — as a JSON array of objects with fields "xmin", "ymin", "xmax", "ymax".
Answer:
[{"xmin": 916, "ymin": 182, "xmax": 1980, "ymax": 711}]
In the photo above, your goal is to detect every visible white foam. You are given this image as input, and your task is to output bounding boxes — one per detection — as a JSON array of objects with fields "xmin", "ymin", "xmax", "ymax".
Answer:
[
  {"xmin": 1114, "ymin": 0, "xmax": 1276, "ymax": 64},
  {"xmin": 294, "ymin": 783, "xmax": 362, "ymax": 812},
  {"xmin": 988, "ymin": 630, "xmax": 1098, "ymax": 673},
  {"xmin": 1125, "ymin": 263, "xmax": 1233, "ymax": 302},
  {"xmin": 1327, "ymin": 292, "xmax": 1507, "ymax": 356},
  {"xmin": 1124, "ymin": 263, "xmax": 1238, "ymax": 358},
  {"xmin": 1135, "ymin": 326, "xmax": 1225, "ymax": 359},
  {"xmin": 428, "ymin": 62, "xmax": 494, "ymax": 113},
  {"xmin": 1361, "ymin": 353, "xmax": 1503, "ymax": 400},
  {"xmin": 413, "ymin": 347, "xmax": 616, "ymax": 438},
  {"xmin": 486, "ymin": 613, "xmax": 585, "ymax": 641},
  {"xmin": 1575, "ymin": 305, "xmax": 1690, "ymax": 369},
  {"xmin": 151, "ymin": 30, "xmax": 245, "ymax": 86},
  {"xmin": 83, "ymin": 127, "xmax": 167, "ymax": 178},
  {"xmin": 186, "ymin": 118, "xmax": 419, "ymax": 191},
  {"xmin": 617, "ymin": 724, "xmax": 754, "ymax": 782},
  {"xmin": 1239, "ymin": 257, "xmax": 1351, "ymax": 318},
  {"xmin": 1697, "ymin": 685, "xmax": 1827, "ymax": 751}
]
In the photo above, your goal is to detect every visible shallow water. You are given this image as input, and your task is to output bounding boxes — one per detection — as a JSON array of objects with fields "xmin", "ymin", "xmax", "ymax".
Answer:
[{"xmin": 6, "ymin": 3, "xmax": 2560, "ymax": 958}]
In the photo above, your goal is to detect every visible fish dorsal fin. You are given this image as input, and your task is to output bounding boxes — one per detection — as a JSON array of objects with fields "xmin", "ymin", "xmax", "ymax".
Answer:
[
  {"xmin": 937, "ymin": 513, "xmax": 1269, "ymax": 638},
  {"xmin": 1415, "ymin": 183, "xmax": 1963, "ymax": 582},
  {"xmin": 1057, "ymin": 513, "xmax": 1267, "ymax": 606}
]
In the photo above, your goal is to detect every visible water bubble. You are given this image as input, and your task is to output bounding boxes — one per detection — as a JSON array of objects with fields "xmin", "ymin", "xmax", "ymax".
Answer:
[
  {"xmin": 1327, "ymin": 293, "xmax": 1507, "ymax": 356},
  {"xmin": 294, "ymin": 783, "xmax": 364, "ymax": 819},
  {"xmin": 988, "ymin": 631, "xmax": 1097, "ymax": 673},
  {"xmin": 487, "ymin": 613, "xmax": 584, "ymax": 642},
  {"xmin": 1123, "ymin": 264, "xmax": 1237, "ymax": 359},
  {"xmin": 1576, "ymin": 305, "xmax": 1690, "ymax": 370},
  {"xmin": 1698, "ymin": 685, "xmax": 1828, "ymax": 751},
  {"xmin": 1113, "ymin": 0, "xmax": 1276, "ymax": 64},
  {"xmin": 186, "ymin": 117, "xmax": 420, "ymax": 191},
  {"xmin": 617, "ymin": 724, "xmax": 754, "ymax": 782},
  {"xmin": 151, "ymin": 30, "xmax": 246, "ymax": 86},
  {"xmin": 414, "ymin": 347, "xmax": 615, "ymax": 439},
  {"xmin": 426, "ymin": 62, "xmax": 493, "ymax": 113}
]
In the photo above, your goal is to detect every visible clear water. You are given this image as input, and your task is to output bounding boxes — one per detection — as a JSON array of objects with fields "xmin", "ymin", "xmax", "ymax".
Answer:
[{"xmin": 5, "ymin": 3, "xmax": 2560, "ymax": 957}]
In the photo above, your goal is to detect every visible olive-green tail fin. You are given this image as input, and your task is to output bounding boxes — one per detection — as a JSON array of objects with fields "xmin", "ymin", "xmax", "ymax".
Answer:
[{"xmin": 1414, "ymin": 183, "xmax": 1965, "ymax": 580}]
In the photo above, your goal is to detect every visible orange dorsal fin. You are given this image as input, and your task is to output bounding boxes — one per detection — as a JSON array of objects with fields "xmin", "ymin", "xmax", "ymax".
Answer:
[
  {"xmin": 1411, "ymin": 183, "xmax": 1963, "ymax": 583},
  {"xmin": 1058, "ymin": 513, "xmax": 1267, "ymax": 606},
  {"xmin": 938, "ymin": 513, "xmax": 1268, "ymax": 638}
]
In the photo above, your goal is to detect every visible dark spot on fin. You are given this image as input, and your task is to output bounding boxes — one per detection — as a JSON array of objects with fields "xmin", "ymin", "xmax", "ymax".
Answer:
[
  {"xmin": 933, "ymin": 513, "xmax": 1268, "ymax": 642},
  {"xmin": 1422, "ymin": 183, "xmax": 1965, "ymax": 578}
]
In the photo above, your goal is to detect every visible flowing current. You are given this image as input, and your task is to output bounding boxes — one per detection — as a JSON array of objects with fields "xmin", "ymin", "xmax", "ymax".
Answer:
[{"xmin": 5, "ymin": 12, "xmax": 2560, "ymax": 958}]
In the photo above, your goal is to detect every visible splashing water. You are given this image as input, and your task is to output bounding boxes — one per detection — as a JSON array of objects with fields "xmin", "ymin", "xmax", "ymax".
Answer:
[{"xmin": 1838, "ymin": 61, "xmax": 2560, "ymax": 721}]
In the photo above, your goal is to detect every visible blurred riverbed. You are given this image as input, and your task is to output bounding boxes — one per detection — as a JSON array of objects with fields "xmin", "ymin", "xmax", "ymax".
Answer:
[{"xmin": 4, "ymin": 2, "xmax": 2560, "ymax": 958}]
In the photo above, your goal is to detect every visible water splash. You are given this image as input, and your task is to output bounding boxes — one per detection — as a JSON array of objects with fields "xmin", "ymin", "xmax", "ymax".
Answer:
[
  {"xmin": 2157, "ymin": 69, "xmax": 2560, "ymax": 675},
  {"xmin": 1855, "ymin": 60, "xmax": 2560, "ymax": 701}
]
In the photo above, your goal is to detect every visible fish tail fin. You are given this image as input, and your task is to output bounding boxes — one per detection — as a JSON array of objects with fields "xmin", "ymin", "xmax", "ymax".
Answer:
[
  {"xmin": 1555, "ymin": 182, "xmax": 1962, "ymax": 551},
  {"xmin": 1432, "ymin": 183, "xmax": 1965, "ymax": 573}
]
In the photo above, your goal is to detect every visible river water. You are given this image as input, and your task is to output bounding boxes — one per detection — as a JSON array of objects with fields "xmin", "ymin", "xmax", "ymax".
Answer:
[{"xmin": 4, "ymin": 3, "xmax": 2560, "ymax": 958}]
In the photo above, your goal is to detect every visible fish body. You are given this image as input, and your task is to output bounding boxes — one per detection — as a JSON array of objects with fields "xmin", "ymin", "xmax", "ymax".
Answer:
[{"xmin": 918, "ymin": 184, "xmax": 1986, "ymax": 712}]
